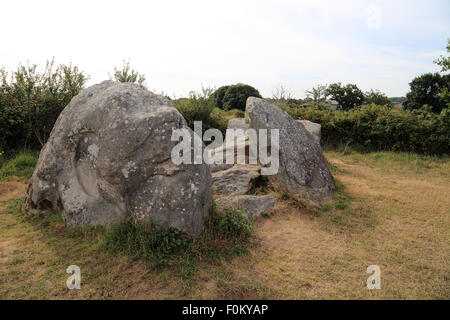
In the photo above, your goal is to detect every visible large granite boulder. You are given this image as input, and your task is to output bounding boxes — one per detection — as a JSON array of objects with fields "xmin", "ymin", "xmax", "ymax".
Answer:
[
  {"xmin": 245, "ymin": 97, "xmax": 335, "ymax": 202},
  {"xmin": 23, "ymin": 81, "xmax": 212, "ymax": 237}
]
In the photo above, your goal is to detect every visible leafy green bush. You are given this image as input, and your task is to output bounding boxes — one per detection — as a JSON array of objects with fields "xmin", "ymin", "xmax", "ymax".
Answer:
[
  {"xmin": 0, "ymin": 59, "xmax": 88, "ymax": 151},
  {"xmin": 102, "ymin": 217, "xmax": 189, "ymax": 266},
  {"xmin": 227, "ymin": 108, "xmax": 245, "ymax": 118},
  {"xmin": 101, "ymin": 204, "xmax": 253, "ymax": 270},
  {"xmin": 285, "ymin": 104, "xmax": 449, "ymax": 155},
  {"xmin": 210, "ymin": 85, "xmax": 229, "ymax": 110},
  {"xmin": 364, "ymin": 89, "xmax": 393, "ymax": 107},
  {"xmin": 173, "ymin": 88, "xmax": 227, "ymax": 135},
  {"xmin": 211, "ymin": 83, "xmax": 261, "ymax": 111},
  {"xmin": 110, "ymin": 60, "xmax": 146, "ymax": 85},
  {"xmin": 203, "ymin": 206, "xmax": 253, "ymax": 243}
]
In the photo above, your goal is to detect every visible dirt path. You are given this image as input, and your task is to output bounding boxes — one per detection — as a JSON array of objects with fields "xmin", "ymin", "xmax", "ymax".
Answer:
[{"xmin": 0, "ymin": 181, "xmax": 27, "ymax": 202}]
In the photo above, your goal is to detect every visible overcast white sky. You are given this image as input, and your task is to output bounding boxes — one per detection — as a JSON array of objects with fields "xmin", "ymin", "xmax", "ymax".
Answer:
[{"xmin": 1, "ymin": 0, "xmax": 449, "ymax": 98}]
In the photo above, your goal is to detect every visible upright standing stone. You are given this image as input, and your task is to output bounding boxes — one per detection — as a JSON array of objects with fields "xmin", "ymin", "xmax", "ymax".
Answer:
[{"xmin": 246, "ymin": 97, "xmax": 335, "ymax": 201}]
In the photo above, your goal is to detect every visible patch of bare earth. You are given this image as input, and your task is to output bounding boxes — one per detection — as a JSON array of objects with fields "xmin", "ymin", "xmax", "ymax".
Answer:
[{"xmin": 0, "ymin": 181, "xmax": 27, "ymax": 202}]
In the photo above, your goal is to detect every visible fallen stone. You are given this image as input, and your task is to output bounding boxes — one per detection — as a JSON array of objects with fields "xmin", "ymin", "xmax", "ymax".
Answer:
[
  {"xmin": 212, "ymin": 164, "xmax": 260, "ymax": 195},
  {"xmin": 209, "ymin": 117, "xmax": 260, "ymax": 184},
  {"xmin": 216, "ymin": 195, "xmax": 277, "ymax": 219}
]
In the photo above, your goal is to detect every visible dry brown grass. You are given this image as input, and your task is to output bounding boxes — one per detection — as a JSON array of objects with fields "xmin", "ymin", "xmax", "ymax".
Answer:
[{"xmin": 0, "ymin": 151, "xmax": 449, "ymax": 299}]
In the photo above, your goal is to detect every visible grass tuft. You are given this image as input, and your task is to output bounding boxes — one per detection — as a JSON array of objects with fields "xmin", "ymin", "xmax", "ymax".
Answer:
[
  {"xmin": 101, "ymin": 217, "xmax": 189, "ymax": 267},
  {"xmin": 100, "ymin": 204, "xmax": 253, "ymax": 280},
  {"xmin": 319, "ymin": 178, "xmax": 377, "ymax": 232},
  {"xmin": 0, "ymin": 150, "xmax": 39, "ymax": 182}
]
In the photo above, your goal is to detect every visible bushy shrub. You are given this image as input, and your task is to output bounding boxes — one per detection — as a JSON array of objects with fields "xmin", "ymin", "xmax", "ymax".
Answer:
[
  {"xmin": 203, "ymin": 206, "xmax": 253, "ymax": 242},
  {"xmin": 285, "ymin": 104, "xmax": 449, "ymax": 155},
  {"xmin": 102, "ymin": 217, "xmax": 189, "ymax": 266},
  {"xmin": 101, "ymin": 204, "xmax": 253, "ymax": 269},
  {"xmin": 173, "ymin": 88, "xmax": 227, "ymax": 135},
  {"xmin": 211, "ymin": 83, "xmax": 261, "ymax": 111},
  {"xmin": 226, "ymin": 108, "xmax": 245, "ymax": 118},
  {"xmin": 210, "ymin": 85, "xmax": 229, "ymax": 109},
  {"xmin": 110, "ymin": 60, "xmax": 146, "ymax": 85},
  {"xmin": 364, "ymin": 89, "xmax": 393, "ymax": 107},
  {"xmin": 0, "ymin": 59, "xmax": 88, "ymax": 151}
]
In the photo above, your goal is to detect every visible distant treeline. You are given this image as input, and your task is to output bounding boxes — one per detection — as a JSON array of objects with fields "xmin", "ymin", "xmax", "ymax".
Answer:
[{"xmin": 1, "ymin": 54, "xmax": 449, "ymax": 155}]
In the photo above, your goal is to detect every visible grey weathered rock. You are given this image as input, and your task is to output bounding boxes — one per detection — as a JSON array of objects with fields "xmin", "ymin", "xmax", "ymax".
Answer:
[
  {"xmin": 246, "ymin": 97, "xmax": 335, "ymax": 202},
  {"xmin": 208, "ymin": 130, "xmax": 248, "ymax": 173},
  {"xmin": 212, "ymin": 164, "xmax": 260, "ymax": 195},
  {"xmin": 209, "ymin": 117, "xmax": 261, "ymax": 193},
  {"xmin": 226, "ymin": 118, "xmax": 249, "ymax": 132},
  {"xmin": 296, "ymin": 120, "xmax": 321, "ymax": 144},
  {"xmin": 216, "ymin": 195, "xmax": 277, "ymax": 219},
  {"xmin": 23, "ymin": 81, "xmax": 212, "ymax": 237},
  {"xmin": 210, "ymin": 162, "xmax": 234, "ymax": 173}
]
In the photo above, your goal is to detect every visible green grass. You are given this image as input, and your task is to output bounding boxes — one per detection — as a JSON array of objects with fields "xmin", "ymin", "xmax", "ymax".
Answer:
[
  {"xmin": 2, "ymin": 197, "xmax": 254, "ymax": 297},
  {"xmin": 100, "ymin": 204, "xmax": 253, "ymax": 280},
  {"xmin": 318, "ymin": 178, "xmax": 377, "ymax": 232},
  {"xmin": 0, "ymin": 150, "xmax": 39, "ymax": 182},
  {"xmin": 101, "ymin": 217, "xmax": 190, "ymax": 267},
  {"xmin": 0, "ymin": 149, "xmax": 254, "ymax": 293},
  {"xmin": 1, "ymin": 148, "xmax": 448, "ymax": 299},
  {"xmin": 324, "ymin": 144, "xmax": 449, "ymax": 175}
]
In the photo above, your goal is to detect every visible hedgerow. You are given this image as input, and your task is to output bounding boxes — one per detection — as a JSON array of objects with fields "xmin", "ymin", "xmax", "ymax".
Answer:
[
  {"xmin": 0, "ymin": 59, "xmax": 88, "ymax": 152},
  {"xmin": 283, "ymin": 104, "xmax": 449, "ymax": 155}
]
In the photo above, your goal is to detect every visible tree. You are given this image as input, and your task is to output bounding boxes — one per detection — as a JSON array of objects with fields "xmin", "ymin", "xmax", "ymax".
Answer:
[
  {"xmin": 325, "ymin": 82, "xmax": 365, "ymax": 110},
  {"xmin": 272, "ymin": 84, "xmax": 293, "ymax": 101},
  {"xmin": 211, "ymin": 83, "xmax": 261, "ymax": 111},
  {"xmin": 434, "ymin": 39, "xmax": 450, "ymax": 72},
  {"xmin": 0, "ymin": 58, "xmax": 88, "ymax": 150},
  {"xmin": 305, "ymin": 84, "xmax": 328, "ymax": 103},
  {"xmin": 403, "ymin": 73, "xmax": 450, "ymax": 113},
  {"xmin": 111, "ymin": 60, "xmax": 146, "ymax": 85},
  {"xmin": 364, "ymin": 89, "xmax": 393, "ymax": 107},
  {"xmin": 210, "ymin": 85, "xmax": 229, "ymax": 109},
  {"xmin": 173, "ymin": 87, "xmax": 227, "ymax": 134},
  {"xmin": 389, "ymin": 97, "xmax": 406, "ymax": 103}
]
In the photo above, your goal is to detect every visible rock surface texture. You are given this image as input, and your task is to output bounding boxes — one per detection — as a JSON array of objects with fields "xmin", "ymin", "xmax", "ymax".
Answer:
[
  {"xmin": 246, "ymin": 97, "xmax": 335, "ymax": 201},
  {"xmin": 212, "ymin": 164, "xmax": 260, "ymax": 195},
  {"xmin": 23, "ymin": 81, "xmax": 212, "ymax": 237},
  {"xmin": 216, "ymin": 195, "xmax": 277, "ymax": 219},
  {"xmin": 296, "ymin": 120, "xmax": 321, "ymax": 144},
  {"xmin": 210, "ymin": 117, "xmax": 261, "ymax": 195}
]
